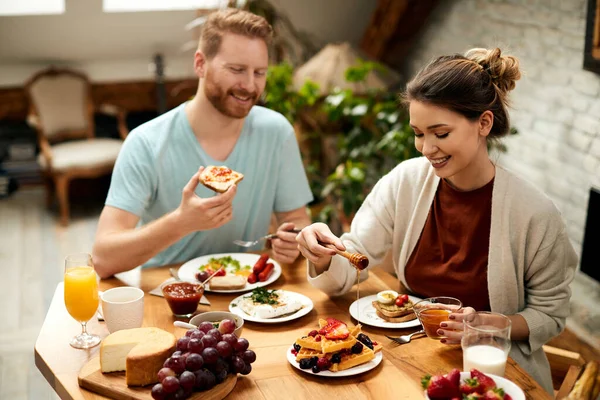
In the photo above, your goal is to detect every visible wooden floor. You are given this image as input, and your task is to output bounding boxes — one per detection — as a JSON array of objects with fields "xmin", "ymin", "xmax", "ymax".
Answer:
[
  {"xmin": 0, "ymin": 187, "xmax": 101, "ymax": 400},
  {"xmin": 0, "ymin": 186, "xmax": 598, "ymax": 399}
]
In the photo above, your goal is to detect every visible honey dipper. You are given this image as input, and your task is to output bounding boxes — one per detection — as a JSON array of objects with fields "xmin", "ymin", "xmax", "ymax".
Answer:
[{"xmin": 322, "ymin": 243, "xmax": 369, "ymax": 270}]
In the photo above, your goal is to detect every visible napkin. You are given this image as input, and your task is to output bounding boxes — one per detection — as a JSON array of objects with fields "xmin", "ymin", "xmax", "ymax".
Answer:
[{"xmin": 149, "ymin": 278, "xmax": 211, "ymax": 305}]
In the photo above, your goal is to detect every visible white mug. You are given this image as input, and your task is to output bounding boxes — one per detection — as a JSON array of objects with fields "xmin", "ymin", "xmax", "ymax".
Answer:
[{"xmin": 100, "ymin": 287, "xmax": 144, "ymax": 333}]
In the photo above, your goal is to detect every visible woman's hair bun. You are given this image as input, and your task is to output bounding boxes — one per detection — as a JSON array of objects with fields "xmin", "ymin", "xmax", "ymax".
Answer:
[{"xmin": 464, "ymin": 47, "xmax": 521, "ymax": 92}]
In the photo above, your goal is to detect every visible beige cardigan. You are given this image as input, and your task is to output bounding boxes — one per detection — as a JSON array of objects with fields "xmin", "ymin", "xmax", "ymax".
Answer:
[{"xmin": 308, "ymin": 157, "xmax": 578, "ymax": 393}]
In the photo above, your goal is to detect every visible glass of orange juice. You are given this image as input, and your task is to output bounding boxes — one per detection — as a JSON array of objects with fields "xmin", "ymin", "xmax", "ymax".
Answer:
[
  {"xmin": 64, "ymin": 253, "xmax": 101, "ymax": 349},
  {"xmin": 413, "ymin": 296, "xmax": 462, "ymax": 340}
]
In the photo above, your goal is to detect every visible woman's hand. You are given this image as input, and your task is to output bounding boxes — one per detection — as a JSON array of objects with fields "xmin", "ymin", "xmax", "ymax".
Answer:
[
  {"xmin": 295, "ymin": 223, "xmax": 345, "ymax": 273},
  {"xmin": 438, "ymin": 307, "xmax": 476, "ymax": 345}
]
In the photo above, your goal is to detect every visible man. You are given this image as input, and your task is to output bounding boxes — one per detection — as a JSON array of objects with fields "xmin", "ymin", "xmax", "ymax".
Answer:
[{"xmin": 92, "ymin": 8, "xmax": 313, "ymax": 278}]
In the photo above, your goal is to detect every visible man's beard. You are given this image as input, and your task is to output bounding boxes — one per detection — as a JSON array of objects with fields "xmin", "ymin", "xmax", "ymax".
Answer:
[{"xmin": 204, "ymin": 69, "xmax": 258, "ymax": 119}]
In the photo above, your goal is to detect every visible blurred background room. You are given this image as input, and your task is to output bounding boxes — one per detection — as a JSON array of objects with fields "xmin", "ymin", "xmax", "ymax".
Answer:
[{"xmin": 0, "ymin": 0, "xmax": 599, "ymax": 398}]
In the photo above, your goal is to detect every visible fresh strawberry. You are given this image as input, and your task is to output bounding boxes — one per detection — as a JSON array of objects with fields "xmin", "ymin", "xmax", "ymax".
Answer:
[
  {"xmin": 470, "ymin": 369, "xmax": 497, "ymax": 392},
  {"xmin": 483, "ymin": 388, "xmax": 505, "ymax": 400},
  {"xmin": 318, "ymin": 318, "xmax": 350, "ymax": 340},
  {"xmin": 460, "ymin": 377, "xmax": 485, "ymax": 395},
  {"xmin": 444, "ymin": 368, "xmax": 461, "ymax": 389},
  {"xmin": 503, "ymin": 394, "xmax": 512, "ymax": 400},
  {"xmin": 463, "ymin": 394, "xmax": 484, "ymax": 400},
  {"xmin": 421, "ymin": 374, "xmax": 460, "ymax": 399}
]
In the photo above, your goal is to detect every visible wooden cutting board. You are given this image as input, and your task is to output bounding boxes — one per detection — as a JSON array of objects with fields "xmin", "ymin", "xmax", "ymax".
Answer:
[{"xmin": 78, "ymin": 357, "xmax": 237, "ymax": 400}]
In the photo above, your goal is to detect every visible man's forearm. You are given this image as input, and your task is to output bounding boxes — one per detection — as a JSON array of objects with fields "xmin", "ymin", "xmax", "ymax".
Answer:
[{"xmin": 93, "ymin": 211, "xmax": 187, "ymax": 278}]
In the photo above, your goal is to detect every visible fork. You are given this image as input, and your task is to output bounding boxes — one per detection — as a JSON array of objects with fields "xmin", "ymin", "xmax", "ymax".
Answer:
[
  {"xmin": 385, "ymin": 329, "xmax": 426, "ymax": 345},
  {"xmin": 233, "ymin": 228, "xmax": 302, "ymax": 247}
]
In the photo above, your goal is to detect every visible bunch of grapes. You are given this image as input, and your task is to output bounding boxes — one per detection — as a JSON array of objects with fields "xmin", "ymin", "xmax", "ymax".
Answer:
[{"xmin": 151, "ymin": 319, "xmax": 256, "ymax": 400}]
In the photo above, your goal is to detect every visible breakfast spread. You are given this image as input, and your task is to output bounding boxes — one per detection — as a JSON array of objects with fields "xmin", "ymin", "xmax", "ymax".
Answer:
[
  {"xmin": 422, "ymin": 368, "xmax": 514, "ymax": 400},
  {"xmin": 198, "ymin": 165, "xmax": 244, "ymax": 193},
  {"xmin": 100, "ymin": 327, "xmax": 176, "ymax": 387},
  {"xmin": 372, "ymin": 290, "xmax": 417, "ymax": 323},
  {"xmin": 75, "ymin": 251, "xmax": 533, "ymax": 399},
  {"xmin": 238, "ymin": 288, "xmax": 303, "ymax": 319},
  {"xmin": 291, "ymin": 318, "xmax": 382, "ymax": 373}
]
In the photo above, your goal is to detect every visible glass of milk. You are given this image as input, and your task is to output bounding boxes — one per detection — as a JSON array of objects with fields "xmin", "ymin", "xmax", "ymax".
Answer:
[{"xmin": 461, "ymin": 312, "xmax": 512, "ymax": 376}]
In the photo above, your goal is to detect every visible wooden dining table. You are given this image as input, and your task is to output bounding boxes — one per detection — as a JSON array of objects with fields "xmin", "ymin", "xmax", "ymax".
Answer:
[{"xmin": 35, "ymin": 256, "xmax": 553, "ymax": 400}]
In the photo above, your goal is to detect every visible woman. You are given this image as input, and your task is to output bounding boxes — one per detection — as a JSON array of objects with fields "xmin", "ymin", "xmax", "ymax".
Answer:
[{"xmin": 296, "ymin": 48, "xmax": 577, "ymax": 393}]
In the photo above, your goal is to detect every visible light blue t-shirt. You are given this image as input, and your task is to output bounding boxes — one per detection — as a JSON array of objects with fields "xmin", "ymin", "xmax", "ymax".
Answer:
[{"xmin": 105, "ymin": 103, "xmax": 313, "ymax": 267}]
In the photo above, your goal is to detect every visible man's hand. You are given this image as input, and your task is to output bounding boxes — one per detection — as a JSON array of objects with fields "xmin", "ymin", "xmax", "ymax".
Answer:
[
  {"xmin": 271, "ymin": 222, "xmax": 301, "ymax": 264},
  {"xmin": 174, "ymin": 167, "xmax": 237, "ymax": 235}
]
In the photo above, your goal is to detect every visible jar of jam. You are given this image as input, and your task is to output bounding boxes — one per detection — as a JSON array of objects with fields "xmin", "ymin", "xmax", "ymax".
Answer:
[{"xmin": 161, "ymin": 282, "xmax": 204, "ymax": 317}]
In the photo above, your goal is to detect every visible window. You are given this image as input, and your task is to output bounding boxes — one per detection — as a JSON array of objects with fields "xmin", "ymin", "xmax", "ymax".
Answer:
[
  {"xmin": 584, "ymin": 0, "xmax": 600, "ymax": 73},
  {"xmin": 0, "ymin": 0, "xmax": 64, "ymax": 16},
  {"xmin": 102, "ymin": 0, "xmax": 229, "ymax": 13}
]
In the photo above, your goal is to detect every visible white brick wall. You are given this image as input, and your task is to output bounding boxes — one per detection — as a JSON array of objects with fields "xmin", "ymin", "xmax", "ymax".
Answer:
[{"xmin": 404, "ymin": 0, "xmax": 599, "ymax": 347}]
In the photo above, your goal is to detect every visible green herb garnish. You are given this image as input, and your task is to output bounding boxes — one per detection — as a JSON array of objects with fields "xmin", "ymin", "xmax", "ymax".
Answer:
[{"xmin": 247, "ymin": 288, "xmax": 280, "ymax": 305}]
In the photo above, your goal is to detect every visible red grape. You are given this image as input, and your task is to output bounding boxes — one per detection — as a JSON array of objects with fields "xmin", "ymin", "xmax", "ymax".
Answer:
[
  {"xmin": 172, "ymin": 351, "xmax": 182, "ymax": 357},
  {"xmin": 185, "ymin": 353, "xmax": 204, "ymax": 371},
  {"xmin": 179, "ymin": 370, "xmax": 196, "ymax": 391},
  {"xmin": 164, "ymin": 356, "xmax": 185, "ymax": 374},
  {"xmin": 216, "ymin": 341, "xmax": 233, "ymax": 358},
  {"xmin": 201, "ymin": 347, "xmax": 219, "ymax": 364},
  {"xmin": 222, "ymin": 334, "xmax": 237, "ymax": 348},
  {"xmin": 234, "ymin": 338, "xmax": 249, "ymax": 352},
  {"xmin": 185, "ymin": 329, "xmax": 194, "ymax": 337},
  {"xmin": 241, "ymin": 362, "xmax": 252, "ymax": 375},
  {"xmin": 196, "ymin": 271, "xmax": 209, "ymax": 282},
  {"xmin": 231, "ymin": 356, "xmax": 246, "ymax": 373},
  {"xmin": 218, "ymin": 319, "xmax": 236, "ymax": 334},
  {"xmin": 190, "ymin": 329, "xmax": 205, "ymax": 340},
  {"xmin": 157, "ymin": 367, "xmax": 175, "ymax": 383},
  {"xmin": 173, "ymin": 388, "xmax": 187, "ymax": 400},
  {"xmin": 207, "ymin": 328, "xmax": 222, "ymax": 342},
  {"xmin": 215, "ymin": 369, "xmax": 228, "ymax": 383},
  {"xmin": 151, "ymin": 383, "xmax": 167, "ymax": 400},
  {"xmin": 161, "ymin": 376, "xmax": 180, "ymax": 394},
  {"xmin": 201, "ymin": 334, "xmax": 218, "ymax": 348},
  {"xmin": 198, "ymin": 321, "xmax": 214, "ymax": 333},
  {"xmin": 188, "ymin": 338, "xmax": 204, "ymax": 354},
  {"xmin": 194, "ymin": 369, "xmax": 208, "ymax": 390},
  {"xmin": 176, "ymin": 337, "xmax": 190, "ymax": 352},
  {"xmin": 242, "ymin": 349, "xmax": 256, "ymax": 364},
  {"xmin": 204, "ymin": 370, "xmax": 216, "ymax": 390}
]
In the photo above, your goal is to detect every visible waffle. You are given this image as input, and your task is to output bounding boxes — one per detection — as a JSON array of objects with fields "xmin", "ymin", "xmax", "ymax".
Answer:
[
  {"xmin": 295, "ymin": 336, "xmax": 323, "ymax": 352},
  {"xmin": 329, "ymin": 346, "xmax": 375, "ymax": 372},
  {"xmin": 295, "ymin": 347, "xmax": 324, "ymax": 362}
]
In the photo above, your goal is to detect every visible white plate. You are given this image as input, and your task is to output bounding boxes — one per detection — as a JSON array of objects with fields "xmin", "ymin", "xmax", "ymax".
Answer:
[
  {"xmin": 349, "ymin": 294, "xmax": 422, "ymax": 329},
  {"xmin": 425, "ymin": 372, "xmax": 525, "ymax": 400},
  {"xmin": 229, "ymin": 290, "xmax": 313, "ymax": 323},
  {"xmin": 286, "ymin": 345, "xmax": 383, "ymax": 377},
  {"xmin": 177, "ymin": 253, "xmax": 281, "ymax": 293}
]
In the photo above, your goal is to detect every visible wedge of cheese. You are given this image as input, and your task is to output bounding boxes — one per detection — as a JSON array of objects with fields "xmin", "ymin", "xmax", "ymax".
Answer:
[{"xmin": 100, "ymin": 327, "xmax": 176, "ymax": 386}]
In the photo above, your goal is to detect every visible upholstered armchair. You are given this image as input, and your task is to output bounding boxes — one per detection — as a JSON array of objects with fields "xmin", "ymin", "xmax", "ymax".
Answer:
[{"xmin": 25, "ymin": 67, "xmax": 128, "ymax": 226}]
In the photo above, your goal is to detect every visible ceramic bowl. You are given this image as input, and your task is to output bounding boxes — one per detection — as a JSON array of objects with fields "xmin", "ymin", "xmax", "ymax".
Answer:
[{"xmin": 189, "ymin": 311, "xmax": 244, "ymax": 337}]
